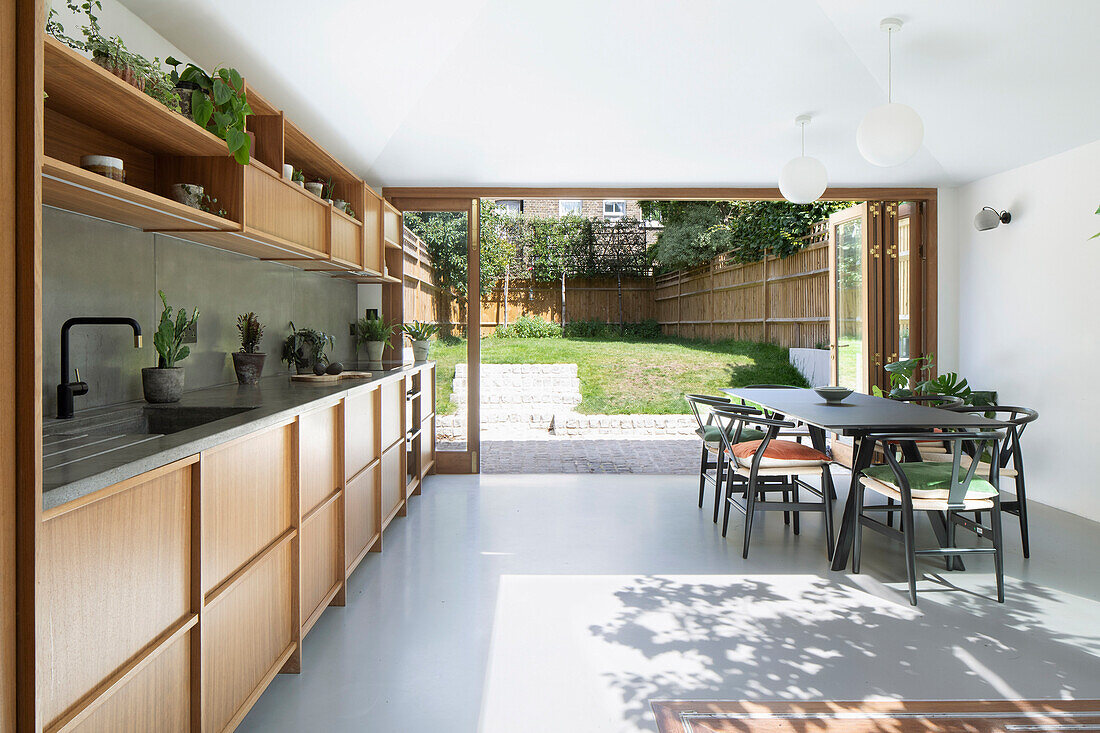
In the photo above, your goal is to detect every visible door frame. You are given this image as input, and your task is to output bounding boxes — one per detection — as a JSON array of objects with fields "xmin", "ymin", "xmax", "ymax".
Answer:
[{"xmin": 388, "ymin": 196, "xmax": 481, "ymax": 474}]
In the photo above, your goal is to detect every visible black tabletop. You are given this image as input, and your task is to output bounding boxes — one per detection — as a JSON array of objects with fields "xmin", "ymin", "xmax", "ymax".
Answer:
[{"xmin": 719, "ymin": 388, "xmax": 1007, "ymax": 434}]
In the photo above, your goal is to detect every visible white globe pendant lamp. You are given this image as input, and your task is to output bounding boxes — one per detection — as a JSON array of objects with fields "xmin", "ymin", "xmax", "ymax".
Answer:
[
  {"xmin": 857, "ymin": 18, "xmax": 924, "ymax": 167},
  {"xmin": 779, "ymin": 114, "xmax": 827, "ymax": 204}
]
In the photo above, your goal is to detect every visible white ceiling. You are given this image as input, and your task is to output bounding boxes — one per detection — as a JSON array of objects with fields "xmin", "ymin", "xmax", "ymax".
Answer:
[{"xmin": 121, "ymin": 0, "xmax": 1100, "ymax": 189}]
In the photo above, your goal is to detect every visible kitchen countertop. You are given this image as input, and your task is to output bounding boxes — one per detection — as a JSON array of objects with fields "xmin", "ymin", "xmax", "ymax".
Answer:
[{"xmin": 42, "ymin": 362, "xmax": 432, "ymax": 512}]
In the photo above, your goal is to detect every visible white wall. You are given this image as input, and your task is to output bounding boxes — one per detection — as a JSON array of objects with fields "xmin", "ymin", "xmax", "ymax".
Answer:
[{"xmin": 944, "ymin": 138, "xmax": 1100, "ymax": 521}]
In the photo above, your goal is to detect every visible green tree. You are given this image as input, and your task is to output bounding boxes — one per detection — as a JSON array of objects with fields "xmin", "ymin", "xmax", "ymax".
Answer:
[
  {"xmin": 641, "ymin": 200, "xmax": 847, "ymax": 271},
  {"xmin": 403, "ymin": 202, "xmax": 514, "ymax": 296}
]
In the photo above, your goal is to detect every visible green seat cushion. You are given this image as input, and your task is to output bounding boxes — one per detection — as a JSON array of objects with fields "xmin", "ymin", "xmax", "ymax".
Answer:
[
  {"xmin": 863, "ymin": 462, "xmax": 998, "ymax": 500},
  {"xmin": 697, "ymin": 425, "xmax": 765, "ymax": 444}
]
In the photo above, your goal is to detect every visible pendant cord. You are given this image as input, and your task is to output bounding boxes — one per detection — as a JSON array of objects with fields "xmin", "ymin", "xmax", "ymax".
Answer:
[{"xmin": 887, "ymin": 29, "xmax": 893, "ymax": 103}]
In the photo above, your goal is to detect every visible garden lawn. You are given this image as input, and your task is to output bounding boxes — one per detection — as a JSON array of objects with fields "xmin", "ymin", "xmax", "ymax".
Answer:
[{"xmin": 430, "ymin": 336, "xmax": 807, "ymax": 416}]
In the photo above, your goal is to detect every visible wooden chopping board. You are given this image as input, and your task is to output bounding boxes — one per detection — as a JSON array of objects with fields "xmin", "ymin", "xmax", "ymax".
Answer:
[{"xmin": 290, "ymin": 370, "xmax": 373, "ymax": 383}]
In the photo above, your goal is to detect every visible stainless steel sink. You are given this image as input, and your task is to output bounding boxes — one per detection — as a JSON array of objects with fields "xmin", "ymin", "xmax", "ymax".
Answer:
[{"xmin": 44, "ymin": 405, "xmax": 258, "ymax": 472}]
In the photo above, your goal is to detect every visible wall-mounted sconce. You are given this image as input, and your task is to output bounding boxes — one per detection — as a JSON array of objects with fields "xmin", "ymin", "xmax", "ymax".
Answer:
[{"xmin": 974, "ymin": 206, "xmax": 1012, "ymax": 231}]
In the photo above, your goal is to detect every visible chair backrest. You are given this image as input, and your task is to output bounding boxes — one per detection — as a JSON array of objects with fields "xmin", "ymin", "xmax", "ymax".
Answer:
[
  {"xmin": 710, "ymin": 404, "xmax": 794, "ymax": 471},
  {"xmin": 871, "ymin": 430, "xmax": 1005, "ymax": 507},
  {"xmin": 946, "ymin": 405, "xmax": 1038, "ymax": 469},
  {"xmin": 892, "ymin": 394, "xmax": 965, "ymax": 409},
  {"xmin": 685, "ymin": 394, "xmax": 731, "ymax": 434}
]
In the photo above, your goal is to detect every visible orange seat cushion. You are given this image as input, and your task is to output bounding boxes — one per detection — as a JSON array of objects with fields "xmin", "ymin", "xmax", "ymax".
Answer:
[{"xmin": 728, "ymin": 439, "xmax": 830, "ymax": 468}]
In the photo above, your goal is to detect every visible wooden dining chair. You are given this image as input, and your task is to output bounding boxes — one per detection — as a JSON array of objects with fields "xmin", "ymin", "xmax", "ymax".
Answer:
[
  {"xmin": 710, "ymin": 405, "xmax": 836, "ymax": 560},
  {"xmin": 685, "ymin": 395, "xmax": 764, "ymax": 523},
  {"xmin": 854, "ymin": 429, "xmax": 1006, "ymax": 605},
  {"xmin": 924, "ymin": 406, "xmax": 1039, "ymax": 557}
]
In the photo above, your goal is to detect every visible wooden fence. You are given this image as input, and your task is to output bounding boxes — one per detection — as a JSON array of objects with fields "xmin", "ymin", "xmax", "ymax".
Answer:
[
  {"xmin": 402, "ymin": 229, "xmax": 654, "ymax": 336},
  {"xmin": 403, "ymin": 221, "xmax": 829, "ymax": 346},
  {"xmin": 653, "ymin": 222, "xmax": 830, "ymax": 348}
]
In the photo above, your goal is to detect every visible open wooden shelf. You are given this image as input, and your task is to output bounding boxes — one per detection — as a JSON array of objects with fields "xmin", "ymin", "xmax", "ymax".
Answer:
[
  {"xmin": 44, "ymin": 36, "xmax": 228, "ymax": 158},
  {"xmin": 384, "ymin": 238, "xmax": 401, "ymax": 250},
  {"xmin": 42, "ymin": 156, "xmax": 239, "ymax": 233}
]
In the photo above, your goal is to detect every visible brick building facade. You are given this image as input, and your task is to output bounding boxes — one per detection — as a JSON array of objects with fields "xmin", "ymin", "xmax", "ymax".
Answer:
[{"xmin": 488, "ymin": 198, "xmax": 646, "ymax": 221}]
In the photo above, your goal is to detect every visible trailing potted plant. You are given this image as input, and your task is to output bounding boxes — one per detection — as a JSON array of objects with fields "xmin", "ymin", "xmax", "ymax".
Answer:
[
  {"xmin": 281, "ymin": 322, "xmax": 334, "ymax": 375},
  {"xmin": 356, "ymin": 317, "xmax": 395, "ymax": 362},
  {"xmin": 402, "ymin": 321, "xmax": 440, "ymax": 362},
  {"xmin": 166, "ymin": 57, "xmax": 252, "ymax": 164},
  {"xmin": 142, "ymin": 290, "xmax": 198, "ymax": 404},
  {"xmin": 232, "ymin": 312, "xmax": 266, "ymax": 385}
]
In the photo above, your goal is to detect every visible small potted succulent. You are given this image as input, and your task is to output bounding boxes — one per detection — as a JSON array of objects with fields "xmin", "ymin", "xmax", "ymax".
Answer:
[
  {"xmin": 143, "ymin": 290, "xmax": 198, "ymax": 403},
  {"xmin": 292, "ymin": 169, "xmax": 305, "ymax": 188},
  {"xmin": 356, "ymin": 317, "xmax": 396, "ymax": 362},
  {"xmin": 281, "ymin": 322, "xmax": 334, "ymax": 375},
  {"xmin": 304, "ymin": 179, "xmax": 324, "ymax": 198},
  {"xmin": 232, "ymin": 312, "xmax": 266, "ymax": 385},
  {"xmin": 402, "ymin": 321, "xmax": 440, "ymax": 362}
]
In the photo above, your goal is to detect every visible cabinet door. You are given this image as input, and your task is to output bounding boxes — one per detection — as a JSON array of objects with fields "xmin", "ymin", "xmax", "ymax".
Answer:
[
  {"xmin": 299, "ymin": 403, "xmax": 340, "ymax": 515},
  {"xmin": 344, "ymin": 387, "xmax": 379, "ymax": 480},
  {"xmin": 300, "ymin": 497, "xmax": 342, "ymax": 634},
  {"xmin": 345, "ymin": 464, "xmax": 380, "ymax": 570},
  {"xmin": 381, "ymin": 442, "xmax": 403, "ymax": 524},
  {"xmin": 381, "ymin": 379, "xmax": 403, "ymax": 450}
]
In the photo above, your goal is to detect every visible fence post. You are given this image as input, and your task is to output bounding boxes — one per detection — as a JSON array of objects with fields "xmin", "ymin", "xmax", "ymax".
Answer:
[
  {"xmin": 762, "ymin": 252, "xmax": 769, "ymax": 344},
  {"xmin": 617, "ymin": 273, "xmax": 623, "ymax": 332},
  {"xmin": 503, "ymin": 267, "xmax": 509, "ymax": 329},
  {"xmin": 561, "ymin": 271, "xmax": 566, "ymax": 328}
]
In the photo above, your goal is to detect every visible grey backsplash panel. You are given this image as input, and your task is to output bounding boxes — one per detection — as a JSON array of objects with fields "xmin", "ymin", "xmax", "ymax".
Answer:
[{"xmin": 43, "ymin": 207, "xmax": 359, "ymax": 415}]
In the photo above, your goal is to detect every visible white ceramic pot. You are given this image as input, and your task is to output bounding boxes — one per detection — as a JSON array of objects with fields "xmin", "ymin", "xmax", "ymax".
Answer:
[
  {"xmin": 305, "ymin": 182, "xmax": 324, "ymax": 197},
  {"xmin": 411, "ymin": 340, "xmax": 430, "ymax": 362},
  {"xmin": 365, "ymin": 341, "xmax": 385, "ymax": 361},
  {"xmin": 282, "ymin": 164, "xmax": 294, "ymax": 179}
]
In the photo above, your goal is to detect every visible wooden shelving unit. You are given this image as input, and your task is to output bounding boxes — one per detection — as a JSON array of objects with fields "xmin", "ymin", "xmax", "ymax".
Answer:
[{"xmin": 41, "ymin": 36, "xmax": 385, "ymax": 278}]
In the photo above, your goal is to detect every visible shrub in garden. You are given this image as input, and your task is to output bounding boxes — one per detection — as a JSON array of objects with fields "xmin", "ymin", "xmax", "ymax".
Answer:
[
  {"xmin": 562, "ymin": 319, "xmax": 662, "ymax": 339},
  {"xmin": 622, "ymin": 319, "xmax": 661, "ymax": 338},
  {"xmin": 495, "ymin": 315, "xmax": 562, "ymax": 339}
]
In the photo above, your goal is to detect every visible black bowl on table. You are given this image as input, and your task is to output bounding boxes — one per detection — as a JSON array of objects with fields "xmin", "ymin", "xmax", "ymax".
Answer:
[{"xmin": 814, "ymin": 386, "xmax": 853, "ymax": 404}]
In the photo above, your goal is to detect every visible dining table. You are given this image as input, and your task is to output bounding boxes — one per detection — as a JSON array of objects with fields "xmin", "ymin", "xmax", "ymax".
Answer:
[{"xmin": 719, "ymin": 387, "xmax": 1010, "ymax": 572}]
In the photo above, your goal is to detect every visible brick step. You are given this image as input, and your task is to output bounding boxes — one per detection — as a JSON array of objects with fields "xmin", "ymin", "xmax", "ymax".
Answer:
[
  {"xmin": 455, "ymin": 363, "xmax": 577, "ymax": 377},
  {"xmin": 452, "ymin": 392, "xmax": 581, "ymax": 406},
  {"xmin": 452, "ymin": 377, "xmax": 581, "ymax": 393}
]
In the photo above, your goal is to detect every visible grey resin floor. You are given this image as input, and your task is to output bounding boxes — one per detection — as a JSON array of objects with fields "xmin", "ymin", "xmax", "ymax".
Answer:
[{"xmin": 240, "ymin": 472, "xmax": 1100, "ymax": 733}]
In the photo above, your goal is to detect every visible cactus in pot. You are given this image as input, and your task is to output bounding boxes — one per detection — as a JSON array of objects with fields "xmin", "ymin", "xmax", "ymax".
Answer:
[
  {"xmin": 142, "ymin": 290, "xmax": 198, "ymax": 403},
  {"xmin": 232, "ymin": 312, "xmax": 266, "ymax": 385}
]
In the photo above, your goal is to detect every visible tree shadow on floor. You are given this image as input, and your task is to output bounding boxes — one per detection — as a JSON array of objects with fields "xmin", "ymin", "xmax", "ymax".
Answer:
[{"xmin": 587, "ymin": 573, "xmax": 1100, "ymax": 732}]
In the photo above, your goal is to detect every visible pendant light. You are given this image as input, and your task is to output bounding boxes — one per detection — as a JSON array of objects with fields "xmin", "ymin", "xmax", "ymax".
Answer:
[
  {"xmin": 857, "ymin": 18, "xmax": 924, "ymax": 167},
  {"xmin": 778, "ymin": 114, "xmax": 827, "ymax": 204}
]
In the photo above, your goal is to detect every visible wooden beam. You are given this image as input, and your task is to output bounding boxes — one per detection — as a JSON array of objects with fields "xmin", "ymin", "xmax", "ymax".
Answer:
[
  {"xmin": 384, "ymin": 187, "xmax": 939, "ymax": 203},
  {"xmin": 14, "ymin": 0, "xmax": 43, "ymax": 730},
  {"xmin": 466, "ymin": 198, "xmax": 480, "ymax": 472}
]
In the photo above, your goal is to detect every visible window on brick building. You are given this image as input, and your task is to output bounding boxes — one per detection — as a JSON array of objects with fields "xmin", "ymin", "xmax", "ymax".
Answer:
[
  {"xmin": 603, "ymin": 200, "xmax": 626, "ymax": 219},
  {"xmin": 559, "ymin": 200, "xmax": 582, "ymax": 217},
  {"xmin": 497, "ymin": 200, "xmax": 523, "ymax": 216}
]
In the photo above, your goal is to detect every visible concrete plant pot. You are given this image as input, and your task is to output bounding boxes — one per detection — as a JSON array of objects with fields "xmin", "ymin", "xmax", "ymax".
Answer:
[
  {"xmin": 411, "ymin": 340, "xmax": 430, "ymax": 362},
  {"xmin": 365, "ymin": 341, "xmax": 386, "ymax": 362},
  {"xmin": 141, "ymin": 367, "xmax": 184, "ymax": 404},
  {"xmin": 232, "ymin": 352, "xmax": 266, "ymax": 385}
]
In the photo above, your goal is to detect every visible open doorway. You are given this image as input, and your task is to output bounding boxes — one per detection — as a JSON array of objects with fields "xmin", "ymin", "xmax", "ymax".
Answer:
[{"xmin": 388, "ymin": 190, "xmax": 937, "ymax": 475}]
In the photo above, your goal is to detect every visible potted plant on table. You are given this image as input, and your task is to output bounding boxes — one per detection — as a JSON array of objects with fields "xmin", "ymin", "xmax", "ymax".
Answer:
[
  {"xmin": 402, "ymin": 321, "xmax": 440, "ymax": 362},
  {"xmin": 356, "ymin": 317, "xmax": 396, "ymax": 362},
  {"xmin": 281, "ymin": 322, "xmax": 334, "ymax": 375},
  {"xmin": 232, "ymin": 312, "xmax": 266, "ymax": 385},
  {"xmin": 143, "ymin": 290, "xmax": 198, "ymax": 404}
]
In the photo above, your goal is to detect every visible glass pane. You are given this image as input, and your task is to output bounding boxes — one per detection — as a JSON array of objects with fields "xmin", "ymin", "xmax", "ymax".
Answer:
[
  {"xmin": 835, "ymin": 218, "xmax": 863, "ymax": 391},
  {"xmin": 401, "ymin": 210, "xmax": 470, "ymax": 453},
  {"xmin": 897, "ymin": 217, "xmax": 911, "ymax": 359}
]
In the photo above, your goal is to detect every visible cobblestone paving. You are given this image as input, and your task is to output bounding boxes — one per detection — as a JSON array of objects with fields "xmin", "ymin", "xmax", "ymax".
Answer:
[{"xmin": 479, "ymin": 437, "xmax": 700, "ymax": 474}]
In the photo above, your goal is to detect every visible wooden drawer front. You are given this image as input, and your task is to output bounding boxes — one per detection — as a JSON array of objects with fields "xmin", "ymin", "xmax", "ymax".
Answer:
[
  {"xmin": 68, "ymin": 630, "xmax": 191, "ymax": 733},
  {"xmin": 380, "ymin": 379, "xmax": 404, "ymax": 449},
  {"xmin": 299, "ymin": 404, "xmax": 340, "ymax": 515},
  {"xmin": 421, "ymin": 416, "xmax": 434, "ymax": 472},
  {"xmin": 40, "ymin": 464, "xmax": 192, "ymax": 727},
  {"xmin": 345, "ymin": 464, "xmax": 380, "ymax": 570},
  {"xmin": 330, "ymin": 211, "xmax": 362, "ymax": 267},
  {"xmin": 202, "ymin": 424, "xmax": 295, "ymax": 593},
  {"xmin": 344, "ymin": 388, "xmax": 379, "ymax": 480},
  {"xmin": 363, "ymin": 191, "xmax": 382, "ymax": 273},
  {"xmin": 244, "ymin": 164, "xmax": 327, "ymax": 255},
  {"xmin": 301, "ymin": 498, "xmax": 342, "ymax": 631},
  {"xmin": 202, "ymin": 538, "xmax": 295, "ymax": 733},
  {"xmin": 381, "ymin": 442, "xmax": 403, "ymax": 522}
]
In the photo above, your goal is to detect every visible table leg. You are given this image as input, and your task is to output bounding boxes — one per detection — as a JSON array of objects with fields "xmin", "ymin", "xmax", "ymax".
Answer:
[{"xmin": 830, "ymin": 435, "xmax": 875, "ymax": 571}]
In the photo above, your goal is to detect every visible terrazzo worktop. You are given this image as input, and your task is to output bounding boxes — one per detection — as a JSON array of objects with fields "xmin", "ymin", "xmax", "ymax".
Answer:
[{"xmin": 42, "ymin": 362, "xmax": 429, "ymax": 512}]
